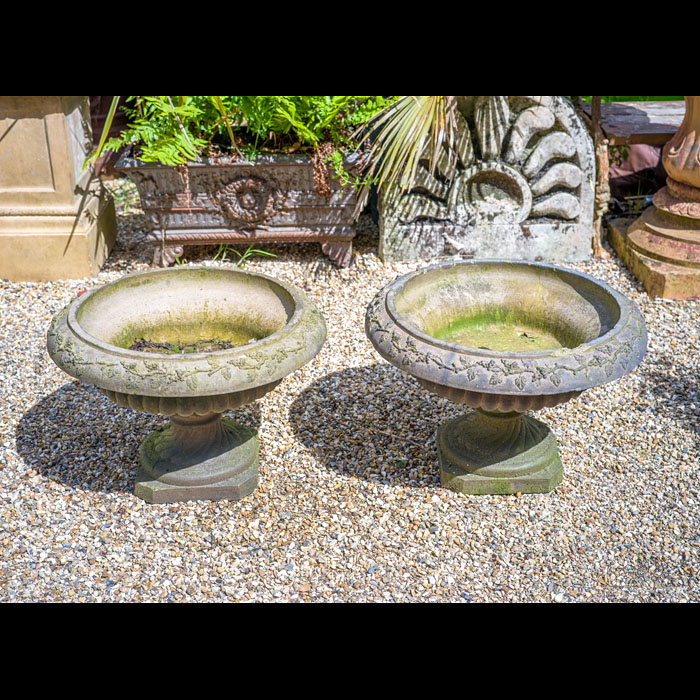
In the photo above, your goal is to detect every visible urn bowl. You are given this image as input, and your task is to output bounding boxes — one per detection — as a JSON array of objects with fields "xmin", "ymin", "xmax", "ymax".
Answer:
[
  {"xmin": 48, "ymin": 266, "xmax": 327, "ymax": 503},
  {"xmin": 366, "ymin": 260, "xmax": 648, "ymax": 495}
]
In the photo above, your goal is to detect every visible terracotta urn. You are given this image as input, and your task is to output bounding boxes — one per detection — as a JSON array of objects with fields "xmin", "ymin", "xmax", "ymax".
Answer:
[
  {"xmin": 612, "ymin": 96, "xmax": 700, "ymax": 299},
  {"xmin": 366, "ymin": 260, "xmax": 648, "ymax": 495},
  {"xmin": 662, "ymin": 95, "xmax": 700, "ymax": 192},
  {"xmin": 47, "ymin": 266, "xmax": 326, "ymax": 503}
]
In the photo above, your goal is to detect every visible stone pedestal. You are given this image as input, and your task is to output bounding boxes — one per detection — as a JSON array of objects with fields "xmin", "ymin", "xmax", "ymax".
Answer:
[
  {"xmin": 136, "ymin": 414, "xmax": 259, "ymax": 504},
  {"xmin": 438, "ymin": 410, "xmax": 564, "ymax": 495},
  {"xmin": 0, "ymin": 96, "xmax": 117, "ymax": 282},
  {"xmin": 609, "ymin": 96, "xmax": 700, "ymax": 300},
  {"xmin": 379, "ymin": 96, "xmax": 596, "ymax": 263}
]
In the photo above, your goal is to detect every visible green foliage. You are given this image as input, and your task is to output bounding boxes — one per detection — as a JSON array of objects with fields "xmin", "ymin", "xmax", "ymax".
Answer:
[
  {"xmin": 101, "ymin": 96, "xmax": 211, "ymax": 166},
  {"xmin": 352, "ymin": 96, "xmax": 460, "ymax": 213},
  {"xmin": 93, "ymin": 95, "xmax": 684, "ymax": 196},
  {"xmin": 95, "ymin": 96, "xmax": 396, "ymax": 167},
  {"xmin": 212, "ymin": 243, "xmax": 277, "ymax": 269}
]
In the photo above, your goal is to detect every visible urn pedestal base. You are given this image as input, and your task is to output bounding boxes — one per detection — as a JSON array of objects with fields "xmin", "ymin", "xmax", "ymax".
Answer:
[
  {"xmin": 608, "ymin": 203, "xmax": 700, "ymax": 300},
  {"xmin": 136, "ymin": 414, "xmax": 258, "ymax": 504},
  {"xmin": 437, "ymin": 410, "xmax": 563, "ymax": 495}
]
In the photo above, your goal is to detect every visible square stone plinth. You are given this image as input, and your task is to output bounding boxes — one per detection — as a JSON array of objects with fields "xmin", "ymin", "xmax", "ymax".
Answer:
[
  {"xmin": 439, "ymin": 451, "xmax": 564, "ymax": 496},
  {"xmin": 0, "ymin": 96, "xmax": 117, "ymax": 281},
  {"xmin": 134, "ymin": 464, "xmax": 258, "ymax": 505},
  {"xmin": 0, "ymin": 191, "xmax": 116, "ymax": 282},
  {"xmin": 608, "ymin": 216, "xmax": 700, "ymax": 301}
]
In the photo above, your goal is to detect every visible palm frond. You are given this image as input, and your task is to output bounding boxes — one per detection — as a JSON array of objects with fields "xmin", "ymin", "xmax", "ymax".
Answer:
[
  {"xmin": 85, "ymin": 95, "xmax": 121, "ymax": 168},
  {"xmin": 353, "ymin": 96, "xmax": 459, "ymax": 213}
]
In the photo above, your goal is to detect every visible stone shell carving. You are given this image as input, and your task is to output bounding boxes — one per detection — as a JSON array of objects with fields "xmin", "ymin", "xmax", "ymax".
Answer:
[
  {"xmin": 365, "ymin": 260, "xmax": 648, "ymax": 412},
  {"xmin": 379, "ymin": 96, "xmax": 596, "ymax": 263},
  {"xmin": 47, "ymin": 268, "xmax": 327, "ymax": 415}
]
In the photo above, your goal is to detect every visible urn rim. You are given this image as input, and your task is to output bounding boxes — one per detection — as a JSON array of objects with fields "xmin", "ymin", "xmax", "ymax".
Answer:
[
  {"xmin": 66, "ymin": 265, "xmax": 307, "ymax": 362},
  {"xmin": 384, "ymin": 259, "xmax": 631, "ymax": 360},
  {"xmin": 48, "ymin": 265, "xmax": 327, "ymax": 400},
  {"xmin": 366, "ymin": 259, "xmax": 648, "ymax": 402}
]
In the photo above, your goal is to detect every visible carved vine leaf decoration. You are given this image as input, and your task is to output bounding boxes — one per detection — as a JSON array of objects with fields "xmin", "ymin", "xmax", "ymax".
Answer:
[
  {"xmin": 50, "ymin": 305, "xmax": 322, "ymax": 394},
  {"xmin": 367, "ymin": 294, "xmax": 645, "ymax": 393}
]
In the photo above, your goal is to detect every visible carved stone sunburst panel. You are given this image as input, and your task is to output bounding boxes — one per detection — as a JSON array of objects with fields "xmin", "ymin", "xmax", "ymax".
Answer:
[{"xmin": 379, "ymin": 96, "xmax": 595, "ymax": 263}]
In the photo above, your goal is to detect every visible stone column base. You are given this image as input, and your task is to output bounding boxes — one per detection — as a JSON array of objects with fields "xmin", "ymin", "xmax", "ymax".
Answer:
[
  {"xmin": 437, "ymin": 410, "xmax": 564, "ymax": 496},
  {"xmin": 136, "ymin": 416, "xmax": 259, "ymax": 504},
  {"xmin": 608, "ymin": 204, "xmax": 700, "ymax": 301},
  {"xmin": 0, "ymin": 183, "xmax": 116, "ymax": 282}
]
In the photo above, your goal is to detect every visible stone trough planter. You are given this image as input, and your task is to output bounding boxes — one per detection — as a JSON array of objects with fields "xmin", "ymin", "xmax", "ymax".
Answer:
[
  {"xmin": 116, "ymin": 149, "xmax": 361, "ymax": 268},
  {"xmin": 47, "ymin": 266, "xmax": 326, "ymax": 504},
  {"xmin": 366, "ymin": 260, "xmax": 648, "ymax": 495}
]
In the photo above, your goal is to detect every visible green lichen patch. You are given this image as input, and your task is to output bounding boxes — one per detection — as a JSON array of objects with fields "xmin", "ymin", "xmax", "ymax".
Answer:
[
  {"xmin": 113, "ymin": 320, "xmax": 266, "ymax": 352},
  {"xmin": 433, "ymin": 312, "xmax": 571, "ymax": 352}
]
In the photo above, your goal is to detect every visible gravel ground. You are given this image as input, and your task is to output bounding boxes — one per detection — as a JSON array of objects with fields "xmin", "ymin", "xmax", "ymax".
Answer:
[{"xmin": 1, "ymin": 180, "xmax": 698, "ymax": 603}]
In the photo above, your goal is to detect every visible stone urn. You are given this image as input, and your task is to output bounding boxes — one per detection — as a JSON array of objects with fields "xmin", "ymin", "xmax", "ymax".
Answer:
[
  {"xmin": 365, "ymin": 260, "xmax": 647, "ymax": 495},
  {"xmin": 47, "ymin": 266, "xmax": 327, "ymax": 504}
]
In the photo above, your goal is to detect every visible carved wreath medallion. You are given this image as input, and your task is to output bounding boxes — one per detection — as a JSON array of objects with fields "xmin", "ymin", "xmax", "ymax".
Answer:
[{"xmin": 216, "ymin": 175, "xmax": 284, "ymax": 226}]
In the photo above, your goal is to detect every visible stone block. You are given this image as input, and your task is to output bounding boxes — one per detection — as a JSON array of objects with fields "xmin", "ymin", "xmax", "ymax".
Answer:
[
  {"xmin": 0, "ymin": 96, "xmax": 116, "ymax": 281},
  {"xmin": 379, "ymin": 96, "xmax": 595, "ymax": 263}
]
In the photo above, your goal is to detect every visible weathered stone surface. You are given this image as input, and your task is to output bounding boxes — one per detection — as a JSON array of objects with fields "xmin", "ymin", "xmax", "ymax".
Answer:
[
  {"xmin": 0, "ymin": 96, "xmax": 117, "ymax": 281},
  {"xmin": 379, "ymin": 96, "xmax": 595, "ymax": 263},
  {"xmin": 608, "ymin": 215, "xmax": 700, "ymax": 300},
  {"xmin": 47, "ymin": 266, "xmax": 327, "ymax": 503},
  {"xmin": 136, "ymin": 417, "xmax": 259, "ymax": 504},
  {"xmin": 438, "ymin": 411, "xmax": 564, "ymax": 496},
  {"xmin": 366, "ymin": 260, "xmax": 648, "ymax": 495}
]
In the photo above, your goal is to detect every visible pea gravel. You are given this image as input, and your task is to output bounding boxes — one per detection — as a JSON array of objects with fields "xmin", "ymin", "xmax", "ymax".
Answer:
[{"xmin": 1, "ymin": 180, "xmax": 698, "ymax": 603}]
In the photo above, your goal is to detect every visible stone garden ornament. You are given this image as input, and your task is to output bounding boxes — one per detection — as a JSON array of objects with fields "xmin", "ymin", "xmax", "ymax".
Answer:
[
  {"xmin": 48, "ymin": 267, "xmax": 326, "ymax": 504},
  {"xmin": 366, "ymin": 260, "xmax": 647, "ymax": 495},
  {"xmin": 379, "ymin": 96, "xmax": 596, "ymax": 263},
  {"xmin": 117, "ymin": 149, "xmax": 360, "ymax": 269},
  {"xmin": 609, "ymin": 95, "xmax": 700, "ymax": 300}
]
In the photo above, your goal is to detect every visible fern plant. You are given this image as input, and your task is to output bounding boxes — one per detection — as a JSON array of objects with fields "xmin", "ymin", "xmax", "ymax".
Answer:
[
  {"xmin": 88, "ymin": 96, "xmax": 396, "ymax": 197},
  {"xmin": 90, "ymin": 95, "xmax": 396, "ymax": 166}
]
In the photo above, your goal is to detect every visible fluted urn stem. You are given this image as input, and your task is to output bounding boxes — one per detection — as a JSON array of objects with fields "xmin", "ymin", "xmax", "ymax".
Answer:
[
  {"xmin": 168, "ymin": 413, "xmax": 226, "ymax": 461},
  {"xmin": 437, "ymin": 409, "xmax": 564, "ymax": 495},
  {"xmin": 137, "ymin": 413, "xmax": 259, "ymax": 504},
  {"xmin": 663, "ymin": 96, "xmax": 700, "ymax": 191}
]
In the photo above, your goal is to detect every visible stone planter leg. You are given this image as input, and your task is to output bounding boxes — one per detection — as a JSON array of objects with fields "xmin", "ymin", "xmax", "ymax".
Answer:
[
  {"xmin": 609, "ymin": 96, "xmax": 700, "ymax": 300},
  {"xmin": 437, "ymin": 410, "xmax": 564, "ymax": 495},
  {"xmin": 321, "ymin": 241, "xmax": 353, "ymax": 268},
  {"xmin": 136, "ymin": 413, "xmax": 259, "ymax": 504},
  {"xmin": 152, "ymin": 244, "xmax": 185, "ymax": 267}
]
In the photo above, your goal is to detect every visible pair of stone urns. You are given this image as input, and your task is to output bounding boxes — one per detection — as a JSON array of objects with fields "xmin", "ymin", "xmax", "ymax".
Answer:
[{"xmin": 48, "ymin": 260, "xmax": 648, "ymax": 504}]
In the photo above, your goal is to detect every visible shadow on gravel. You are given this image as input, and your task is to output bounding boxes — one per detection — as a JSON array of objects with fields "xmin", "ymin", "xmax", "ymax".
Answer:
[
  {"xmin": 14, "ymin": 381, "xmax": 262, "ymax": 495},
  {"xmin": 288, "ymin": 363, "xmax": 461, "ymax": 489},
  {"xmin": 645, "ymin": 361, "xmax": 700, "ymax": 439}
]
